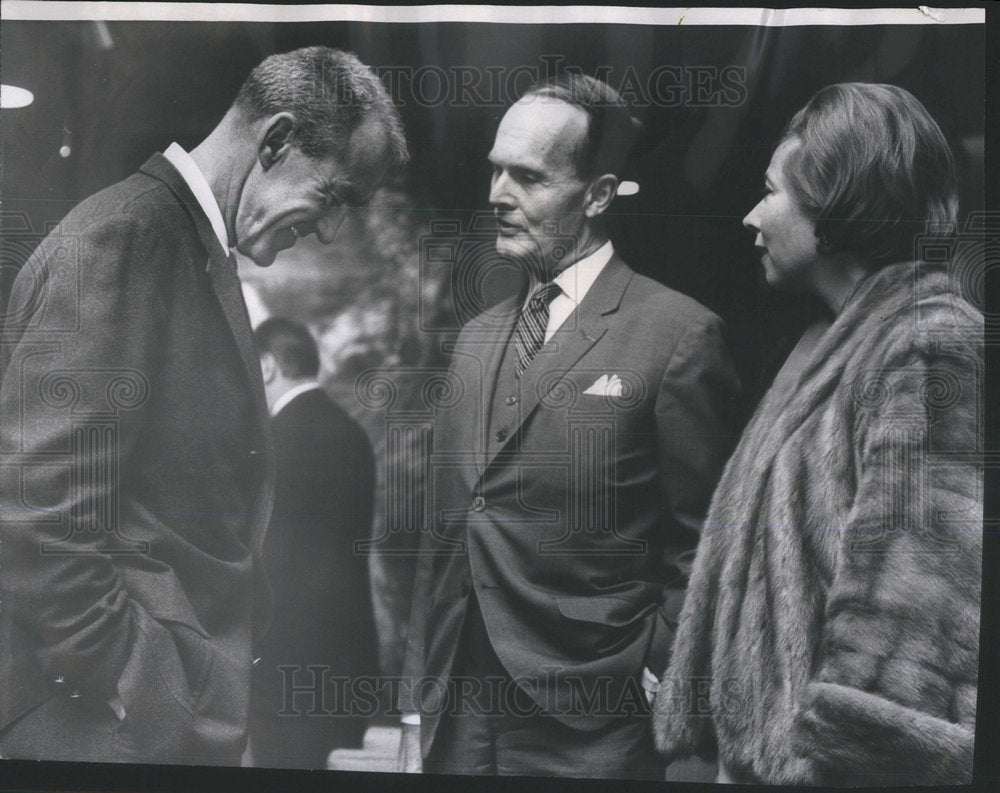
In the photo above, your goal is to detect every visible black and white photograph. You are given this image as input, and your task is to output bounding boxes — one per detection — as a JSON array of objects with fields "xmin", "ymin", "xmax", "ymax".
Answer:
[{"xmin": 0, "ymin": 3, "xmax": 993, "ymax": 791}]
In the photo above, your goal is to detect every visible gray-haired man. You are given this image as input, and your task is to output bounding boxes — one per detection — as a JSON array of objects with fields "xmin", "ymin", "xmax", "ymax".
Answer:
[{"xmin": 0, "ymin": 47, "xmax": 405, "ymax": 764}]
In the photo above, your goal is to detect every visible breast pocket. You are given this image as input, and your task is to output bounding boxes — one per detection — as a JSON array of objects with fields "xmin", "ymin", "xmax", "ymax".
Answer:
[
  {"xmin": 532, "ymin": 367, "xmax": 654, "ymax": 481},
  {"xmin": 537, "ymin": 368, "xmax": 649, "ymax": 415}
]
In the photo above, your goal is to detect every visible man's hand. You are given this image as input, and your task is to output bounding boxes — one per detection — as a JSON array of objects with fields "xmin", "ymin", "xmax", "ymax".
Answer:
[{"xmin": 397, "ymin": 720, "xmax": 422, "ymax": 773}]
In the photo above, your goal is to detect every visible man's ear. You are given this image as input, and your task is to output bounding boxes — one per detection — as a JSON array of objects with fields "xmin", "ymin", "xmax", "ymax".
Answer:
[
  {"xmin": 583, "ymin": 174, "xmax": 619, "ymax": 218},
  {"xmin": 260, "ymin": 351, "xmax": 278, "ymax": 383},
  {"xmin": 258, "ymin": 113, "xmax": 297, "ymax": 171}
]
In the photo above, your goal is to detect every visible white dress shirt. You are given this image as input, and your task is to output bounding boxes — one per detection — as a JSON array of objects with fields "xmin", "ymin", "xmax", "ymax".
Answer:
[
  {"xmin": 270, "ymin": 381, "xmax": 322, "ymax": 418},
  {"xmin": 540, "ymin": 240, "xmax": 614, "ymax": 342},
  {"xmin": 163, "ymin": 142, "xmax": 229, "ymax": 253}
]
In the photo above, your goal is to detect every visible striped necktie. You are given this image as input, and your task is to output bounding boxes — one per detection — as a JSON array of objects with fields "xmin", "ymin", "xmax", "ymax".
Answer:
[{"xmin": 513, "ymin": 281, "xmax": 562, "ymax": 377}]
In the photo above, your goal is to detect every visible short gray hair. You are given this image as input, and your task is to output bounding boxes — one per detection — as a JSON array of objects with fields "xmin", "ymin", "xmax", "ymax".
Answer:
[{"xmin": 234, "ymin": 46, "xmax": 408, "ymax": 169}]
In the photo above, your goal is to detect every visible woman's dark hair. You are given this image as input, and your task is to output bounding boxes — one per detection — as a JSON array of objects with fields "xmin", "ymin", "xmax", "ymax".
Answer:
[{"xmin": 780, "ymin": 83, "xmax": 958, "ymax": 265}]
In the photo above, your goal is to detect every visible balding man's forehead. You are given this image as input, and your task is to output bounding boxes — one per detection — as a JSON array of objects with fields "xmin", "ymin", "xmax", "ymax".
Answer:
[
  {"xmin": 504, "ymin": 97, "xmax": 588, "ymax": 136},
  {"xmin": 491, "ymin": 99, "xmax": 587, "ymax": 170}
]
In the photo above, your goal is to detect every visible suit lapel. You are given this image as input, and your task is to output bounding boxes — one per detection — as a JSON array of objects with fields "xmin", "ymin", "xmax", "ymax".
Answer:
[
  {"xmin": 206, "ymin": 249, "xmax": 270, "ymax": 425},
  {"xmin": 139, "ymin": 154, "xmax": 269, "ymax": 427},
  {"xmin": 139, "ymin": 155, "xmax": 274, "ymax": 559},
  {"xmin": 481, "ymin": 255, "xmax": 633, "ymax": 473},
  {"xmin": 202, "ymin": 248, "xmax": 274, "ymax": 555}
]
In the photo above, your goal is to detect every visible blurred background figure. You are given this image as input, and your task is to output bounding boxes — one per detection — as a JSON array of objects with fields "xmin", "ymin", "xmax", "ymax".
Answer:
[
  {"xmin": 242, "ymin": 181, "xmax": 448, "ymax": 695},
  {"xmin": 251, "ymin": 317, "xmax": 378, "ymax": 769},
  {"xmin": 654, "ymin": 83, "xmax": 982, "ymax": 786}
]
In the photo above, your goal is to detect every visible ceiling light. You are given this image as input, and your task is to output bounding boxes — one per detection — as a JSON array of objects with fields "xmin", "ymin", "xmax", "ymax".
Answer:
[{"xmin": 1, "ymin": 84, "xmax": 34, "ymax": 109}]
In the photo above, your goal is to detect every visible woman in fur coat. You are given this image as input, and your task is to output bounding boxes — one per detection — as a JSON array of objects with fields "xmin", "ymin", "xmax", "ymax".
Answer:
[{"xmin": 652, "ymin": 83, "xmax": 982, "ymax": 786}]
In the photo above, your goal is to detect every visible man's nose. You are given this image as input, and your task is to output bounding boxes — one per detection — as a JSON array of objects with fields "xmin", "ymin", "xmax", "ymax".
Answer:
[{"xmin": 489, "ymin": 170, "xmax": 513, "ymax": 208}]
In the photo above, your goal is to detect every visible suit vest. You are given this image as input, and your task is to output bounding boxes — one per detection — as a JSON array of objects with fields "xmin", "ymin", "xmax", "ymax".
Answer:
[{"xmin": 485, "ymin": 326, "xmax": 527, "ymax": 461}]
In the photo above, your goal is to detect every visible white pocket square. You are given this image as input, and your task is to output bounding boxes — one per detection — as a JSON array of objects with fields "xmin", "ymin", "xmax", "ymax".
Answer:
[{"xmin": 583, "ymin": 374, "xmax": 623, "ymax": 397}]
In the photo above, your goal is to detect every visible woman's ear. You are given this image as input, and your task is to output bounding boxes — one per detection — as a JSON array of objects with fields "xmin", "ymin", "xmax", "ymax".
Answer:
[
  {"xmin": 814, "ymin": 225, "xmax": 835, "ymax": 256},
  {"xmin": 584, "ymin": 174, "xmax": 620, "ymax": 218}
]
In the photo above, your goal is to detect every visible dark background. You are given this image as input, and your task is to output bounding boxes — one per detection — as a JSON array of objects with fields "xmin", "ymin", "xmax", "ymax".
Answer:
[
  {"xmin": 0, "ymin": 17, "xmax": 990, "ymax": 789},
  {"xmin": 1, "ymin": 21, "xmax": 985, "ymax": 401}
]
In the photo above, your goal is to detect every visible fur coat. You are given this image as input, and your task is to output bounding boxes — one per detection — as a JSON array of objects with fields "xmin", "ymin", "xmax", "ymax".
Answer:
[{"xmin": 652, "ymin": 260, "xmax": 982, "ymax": 786}]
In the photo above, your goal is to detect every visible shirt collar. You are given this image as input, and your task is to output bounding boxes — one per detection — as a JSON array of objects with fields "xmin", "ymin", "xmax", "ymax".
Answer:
[
  {"xmin": 163, "ymin": 142, "xmax": 229, "ymax": 253},
  {"xmin": 271, "ymin": 381, "xmax": 322, "ymax": 417},
  {"xmin": 552, "ymin": 240, "xmax": 615, "ymax": 305}
]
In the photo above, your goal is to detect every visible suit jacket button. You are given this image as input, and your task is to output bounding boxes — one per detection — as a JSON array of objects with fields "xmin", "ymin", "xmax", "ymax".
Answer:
[
  {"xmin": 505, "ymin": 395, "xmax": 517, "ymax": 406},
  {"xmin": 495, "ymin": 429, "xmax": 508, "ymax": 442},
  {"xmin": 53, "ymin": 676, "xmax": 65, "ymax": 685},
  {"xmin": 69, "ymin": 690, "xmax": 81, "ymax": 699},
  {"xmin": 472, "ymin": 496, "xmax": 486, "ymax": 512}
]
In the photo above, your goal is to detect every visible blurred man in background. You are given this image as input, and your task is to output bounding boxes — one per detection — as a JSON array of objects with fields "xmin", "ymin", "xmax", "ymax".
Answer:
[
  {"xmin": 0, "ymin": 47, "xmax": 405, "ymax": 764},
  {"xmin": 250, "ymin": 317, "xmax": 378, "ymax": 769}
]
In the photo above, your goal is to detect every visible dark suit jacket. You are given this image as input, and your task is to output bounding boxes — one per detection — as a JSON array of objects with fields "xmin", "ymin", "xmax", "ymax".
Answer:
[
  {"xmin": 250, "ymin": 387, "xmax": 377, "ymax": 768},
  {"xmin": 400, "ymin": 254, "xmax": 741, "ymax": 757},
  {"xmin": 0, "ymin": 154, "xmax": 274, "ymax": 764}
]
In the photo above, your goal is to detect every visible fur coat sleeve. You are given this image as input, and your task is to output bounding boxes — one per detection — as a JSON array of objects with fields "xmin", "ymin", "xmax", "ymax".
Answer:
[{"xmin": 794, "ymin": 319, "xmax": 981, "ymax": 785}]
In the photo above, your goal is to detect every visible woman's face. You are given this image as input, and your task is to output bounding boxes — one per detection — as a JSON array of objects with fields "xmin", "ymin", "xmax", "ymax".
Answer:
[{"xmin": 743, "ymin": 139, "xmax": 820, "ymax": 292}]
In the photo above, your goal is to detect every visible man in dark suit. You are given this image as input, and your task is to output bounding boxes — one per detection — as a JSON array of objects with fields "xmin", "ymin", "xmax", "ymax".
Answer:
[
  {"xmin": 397, "ymin": 74, "xmax": 741, "ymax": 778},
  {"xmin": 248, "ymin": 317, "xmax": 377, "ymax": 769},
  {"xmin": 0, "ymin": 47, "xmax": 406, "ymax": 764}
]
